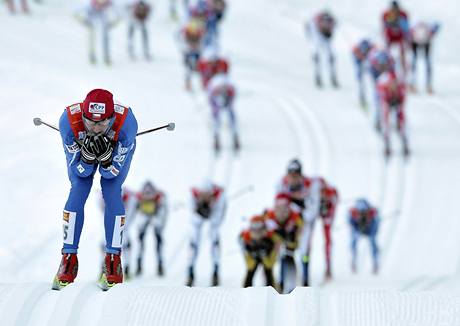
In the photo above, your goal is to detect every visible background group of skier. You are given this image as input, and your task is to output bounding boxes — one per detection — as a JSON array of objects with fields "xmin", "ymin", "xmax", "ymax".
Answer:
[
  {"xmin": 14, "ymin": 0, "xmax": 439, "ymax": 291},
  {"xmin": 310, "ymin": 1, "xmax": 439, "ymax": 159}
]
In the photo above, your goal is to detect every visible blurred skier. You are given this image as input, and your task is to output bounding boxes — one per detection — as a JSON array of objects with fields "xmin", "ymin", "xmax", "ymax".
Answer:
[
  {"xmin": 197, "ymin": 46, "xmax": 229, "ymax": 88},
  {"xmin": 382, "ymin": 1, "xmax": 409, "ymax": 75},
  {"xmin": 349, "ymin": 199, "xmax": 380, "ymax": 274},
  {"xmin": 408, "ymin": 22, "xmax": 440, "ymax": 94},
  {"xmin": 265, "ymin": 193, "xmax": 303, "ymax": 293},
  {"xmin": 377, "ymin": 72, "xmax": 410, "ymax": 158},
  {"xmin": 240, "ymin": 215, "xmax": 279, "ymax": 288},
  {"xmin": 186, "ymin": 181, "xmax": 226, "ymax": 286},
  {"xmin": 132, "ymin": 181, "xmax": 168, "ymax": 277},
  {"xmin": 179, "ymin": 19, "xmax": 206, "ymax": 90},
  {"xmin": 367, "ymin": 48, "xmax": 396, "ymax": 132},
  {"xmin": 188, "ymin": 0, "xmax": 221, "ymax": 47},
  {"xmin": 127, "ymin": 0, "xmax": 152, "ymax": 61},
  {"xmin": 206, "ymin": 73, "xmax": 240, "ymax": 152},
  {"xmin": 75, "ymin": 0, "xmax": 119, "ymax": 65},
  {"xmin": 277, "ymin": 159, "xmax": 321, "ymax": 286},
  {"xmin": 52, "ymin": 89, "xmax": 138, "ymax": 291},
  {"xmin": 5, "ymin": 0, "xmax": 29, "ymax": 14},
  {"xmin": 316, "ymin": 177, "xmax": 338, "ymax": 280},
  {"xmin": 352, "ymin": 39, "xmax": 375, "ymax": 108},
  {"xmin": 307, "ymin": 10, "xmax": 338, "ymax": 88}
]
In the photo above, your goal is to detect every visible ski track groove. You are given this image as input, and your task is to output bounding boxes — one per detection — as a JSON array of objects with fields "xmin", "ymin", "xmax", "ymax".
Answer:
[{"xmin": 13, "ymin": 283, "xmax": 50, "ymax": 326}]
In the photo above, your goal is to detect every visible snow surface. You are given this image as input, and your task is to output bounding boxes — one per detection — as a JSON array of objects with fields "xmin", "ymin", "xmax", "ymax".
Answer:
[{"xmin": 1, "ymin": 0, "xmax": 460, "ymax": 324}]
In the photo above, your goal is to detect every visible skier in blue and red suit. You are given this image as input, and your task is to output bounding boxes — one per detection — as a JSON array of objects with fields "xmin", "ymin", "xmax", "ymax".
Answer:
[{"xmin": 52, "ymin": 88, "xmax": 138, "ymax": 291}]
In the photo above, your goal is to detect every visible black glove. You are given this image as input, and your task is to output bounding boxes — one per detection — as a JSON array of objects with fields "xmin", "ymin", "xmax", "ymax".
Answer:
[
  {"xmin": 92, "ymin": 135, "xmax": 113, "ymax": 168},
  {"xmin": 80, "ymin": 135, "xmax": 97, "ymax": 164}
]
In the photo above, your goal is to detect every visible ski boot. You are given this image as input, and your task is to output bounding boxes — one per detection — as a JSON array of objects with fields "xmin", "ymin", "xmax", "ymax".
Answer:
[
  {"xmin": 124, "ymin": 265, "xmax": 131, "ymax": 281},
  {"xmin": 331, "ymin": 75, "xmax": 339, "ymax": 88},
  {"xmin": 214, "ymin": 135, "xmax": 221, "ymax": 153},
  {"xmin": 52, "ymin": 253, "xmax": 78, "ymax": 290},
  {"xmin": 301, "ymin": 257, "xmax": 310, "ymax": 287},
  {"xmin": 104, "ymin": 56, "xmax": 112, "ymax": 66},
  {"xmin": 375, "ymin": 119, "xmax": 382, "ymax": 134},
  {"xmin": 324, "ymin": 266, "xmax": 332, "ymax": 281},
  {"xmin": 233, "ymin": 135, "xmax": 241, "ymax": 152},
  {"xmin": 89, "ymin": 53, "xmax": 96, "ymax": 65},
  {"xmin": 211, "ymin": 265, "xmax": 219, "ymax": 286},
  {"xmin": 427, "ymin": 85, "xmax": 434, "ymax": 95},
  {"xmin": 403, "ymin": 144, "xmax": 410, "ymax": 159},
  {"xmin": 136, "ymin": 257, "xmax": 143, "ymax": 276},
  {"xmin": 373, "ymin": 261, "xmax": 379, "ymax": 275},
  {"xmin": 315, "ymin": 75, "xmax": 323, "ymax": 88},
  {"xmin": 384, "ymin": 142, "xmax": 392, "ymax": 160},
  {"xmin": 99, "ymin": 253, "xmax": 123, "ymax": 291},
  {"xmin": 351, "ymin": 259, "xmax": 357, "ymax": 274},
  {"xmin": 186, "ymin": 267, "xmax": 194, "ymax": 287},
  {"xmin": 157, "ymin": 261, "xmax": 164, "ymax": 277}
]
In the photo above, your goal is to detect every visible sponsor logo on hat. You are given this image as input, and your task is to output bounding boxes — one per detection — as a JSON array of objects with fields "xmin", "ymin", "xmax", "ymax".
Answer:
[
  {"xmin": 88, "ymin": 102, "xmax": 106, "ymax": 114},
  {"xmin": 70, "ymin": 104, "xmax": 81, "ymax": 115}
]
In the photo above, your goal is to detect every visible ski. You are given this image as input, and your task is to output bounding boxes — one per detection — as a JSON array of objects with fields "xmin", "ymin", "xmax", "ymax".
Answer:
[
  {"xmin": 98, "ymin": 273, "xmax": 119, "ymax": 291},
  {"xmin": 51, "ymin": 276, "xmax": 72, "ymax": 291}
]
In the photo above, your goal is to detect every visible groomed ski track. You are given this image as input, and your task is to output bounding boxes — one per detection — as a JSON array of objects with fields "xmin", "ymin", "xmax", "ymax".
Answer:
[{"xmin": 1, "ymin": 0, "xmax": 460, "ymax": 324}]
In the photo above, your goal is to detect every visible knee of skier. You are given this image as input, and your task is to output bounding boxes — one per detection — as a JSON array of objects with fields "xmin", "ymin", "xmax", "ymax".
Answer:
[{"xmin": 69, "ymin": 177, "xmax": 94, "ymax": 201}]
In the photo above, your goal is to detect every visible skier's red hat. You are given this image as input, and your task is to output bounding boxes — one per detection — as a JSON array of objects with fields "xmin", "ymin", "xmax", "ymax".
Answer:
[
  {"xmin": 275, "ymin": 193, "xmax": 291, "ymax": 206},
  {"xmin": 82, "ymin": 89, "xmax": 115, "ymax": 122}
]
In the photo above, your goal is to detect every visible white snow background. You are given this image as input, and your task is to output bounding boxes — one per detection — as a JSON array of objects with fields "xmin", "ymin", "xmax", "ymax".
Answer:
[{"xmin": 1, "ymin": 0, "xmax": 460, "ymax": 325}]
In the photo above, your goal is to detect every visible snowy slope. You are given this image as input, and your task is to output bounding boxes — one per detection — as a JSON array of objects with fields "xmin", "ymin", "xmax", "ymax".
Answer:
[{"xmin": 1, "ymin": 0, "xmax": 460, "ymax": 324}]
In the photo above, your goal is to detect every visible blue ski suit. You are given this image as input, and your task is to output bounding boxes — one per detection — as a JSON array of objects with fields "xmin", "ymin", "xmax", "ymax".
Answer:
[{"xmin": 59, "ymin": 102, "xmax": 138, "ymax": 254}]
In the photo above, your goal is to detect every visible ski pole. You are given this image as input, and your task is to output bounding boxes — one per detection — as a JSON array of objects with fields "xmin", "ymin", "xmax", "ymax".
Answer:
[
  {"xmin": 33, "ymin": 117, "xmax": 59, "ymax": 132},
  {"xmin": 33, "ymin": 117, "xmax": 175, "ymax": 137},
  {"xmin": 136, "ymin": 122, "xmax": 175, "ymax": 136}
]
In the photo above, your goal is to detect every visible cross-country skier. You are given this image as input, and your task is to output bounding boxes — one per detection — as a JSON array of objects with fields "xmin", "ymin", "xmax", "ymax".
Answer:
[
  {"xmin": 316, "ymin": 177, "xmax": 338, "ymax": 280},
  {"xmin": 277, "ymin": 159, "xmax": 321, "ymax": 286},
  {"xmin": 132, "ymin": 180, "xmax": 168, "ymax": 277},
  {"xmin": 408, "ymin": 22, "xmax": 440, "ymax": 94},
  {"xmin": 352, "ymin": 39, "xmax": 375, "ymax": 108},
  {"xmin": 186, "ymin": 180, "xmax": 226, "ymax": 286},
  {"xmin": 206, "ymin": 72, "xmax": 240, "ymax": 152},
  {"xmin": 382, "ymin": 1, "xmax": 410, "ymax": 75},
  {"xmin": 265, "ymin": 193, "xmax": 303, "ymax": 293},
  {"xmin": 127, "ymin": 0, "xmax": 152, "ymax": 61},
  {"xmin": 197, "ymin": 46, "xmax": 229, "ymax": 88},
  {"xmin": 75, "ymin": 0, "xmax": 119, "ymax": 65},
  {"xmin": 377, "ymin": 71, "xmax": 410, "ymax": 158},
  {"xmin": 367, "ymin": 48, "xmax": 396, "ymax": 132},
  {"xmin": 178, "ymin": 19, "xmax": 206, "ymax": 90},
  {"xmin": 306, "ymin": 10, "xmax": 338, "ymax": 88},
  {"xmin": 349, "ymin": 199, "xmax": 380, "ymax": 274},
  {"xmin": 52, "ymin": 89, "xmax": 138, "ymax": 291},
  {"xmin": 240, "ymin": 215, "xmax": 280, "ymax": 288}
]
